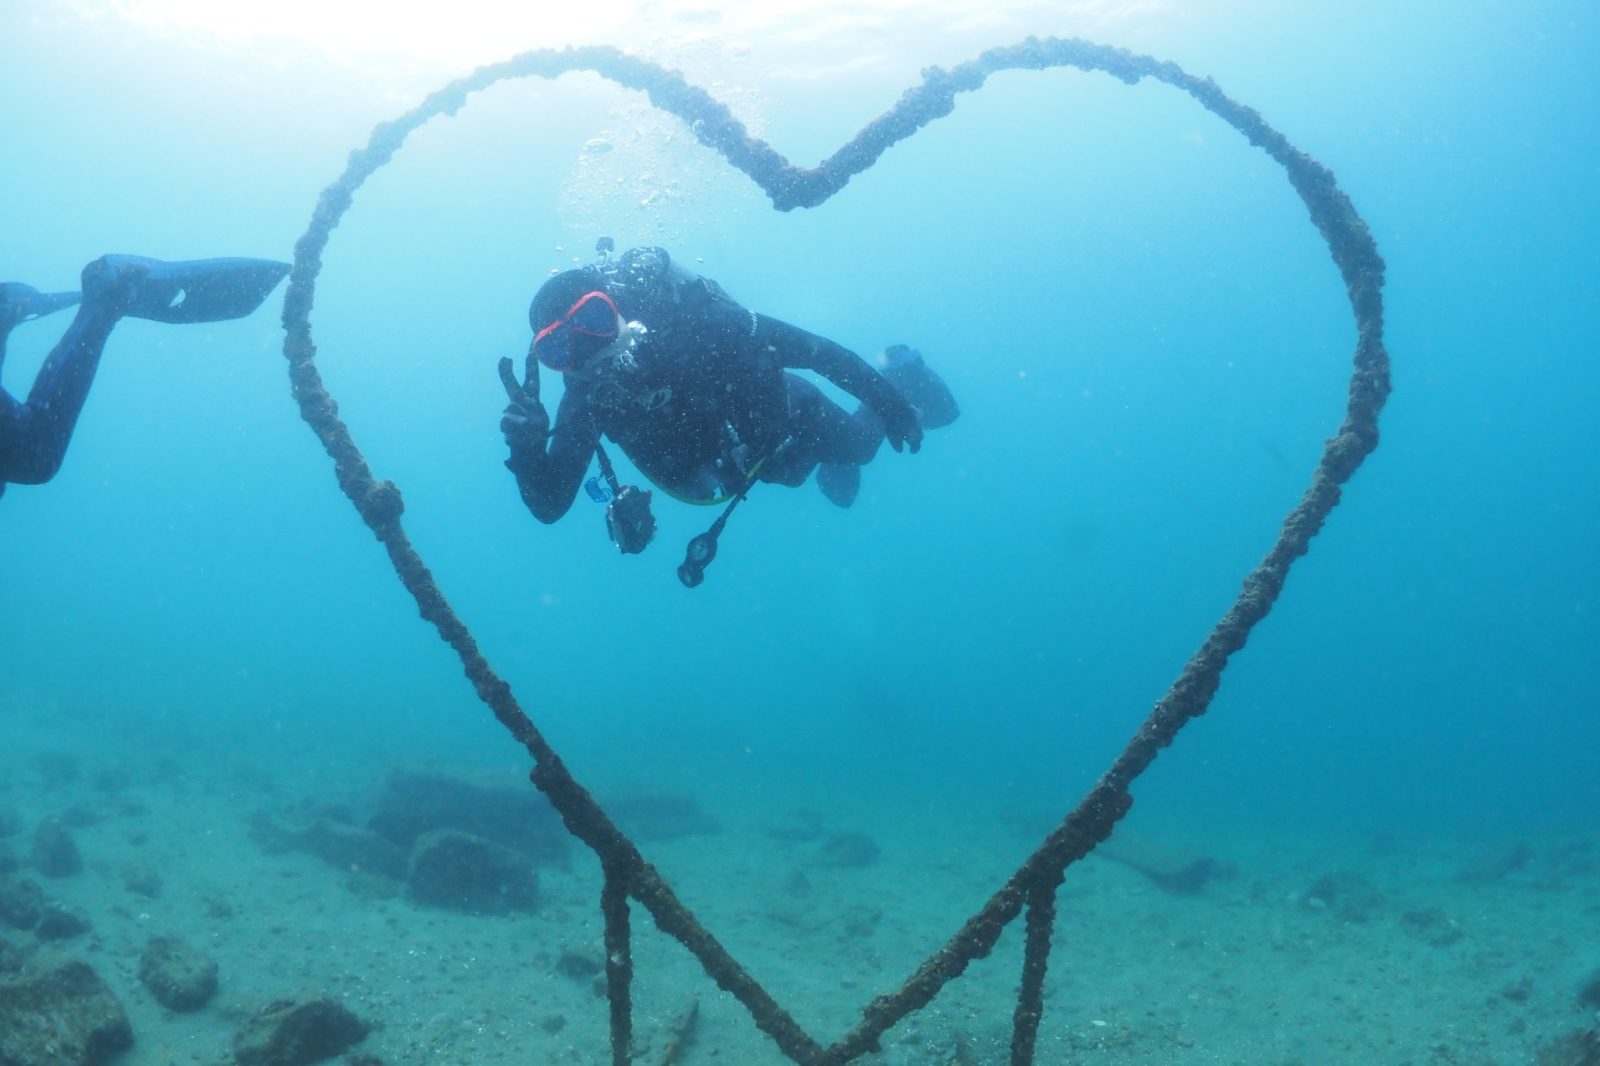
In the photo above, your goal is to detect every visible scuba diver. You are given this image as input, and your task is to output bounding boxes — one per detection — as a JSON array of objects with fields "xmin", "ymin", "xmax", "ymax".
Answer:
[
  {"xmin": 499, "ymin": 242, "xmax": 959, "ymax": 585},
  {"xmin": 1, "ymin": 254, "xmax": 289, "ymax": 500}
]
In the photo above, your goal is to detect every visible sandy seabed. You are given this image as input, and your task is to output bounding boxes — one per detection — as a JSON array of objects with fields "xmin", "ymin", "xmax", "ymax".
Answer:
[{"xmin": 2, "ymin": 717, "xmax": 1596, "ymax": 1066}]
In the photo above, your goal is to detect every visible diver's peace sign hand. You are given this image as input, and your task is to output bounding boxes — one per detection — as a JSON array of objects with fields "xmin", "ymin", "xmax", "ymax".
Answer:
[{"xmin": 498, "ymin": 357, "xmax": 549, "ymax": 453}]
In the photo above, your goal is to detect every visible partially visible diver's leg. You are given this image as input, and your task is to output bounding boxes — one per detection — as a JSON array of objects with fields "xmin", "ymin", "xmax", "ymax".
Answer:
[
  {"xmin": 0, "ymin": 389, "xmax": 31, "ymax": 492},
  {"xmin": 0, "ymin": 278, "xmax": 89, "ymax": 486},
  {"xmin": 755, "ymin": 354, "xmax": 956, "ymax": 511},
  {"xmin": 0, "ymin": 295, "xmax": 119, "ymax": 485},
  {"xmin": 0, "ymin": 255, "xmax": 286, "ymax": 490},
  {"xmin": 764, "ymin": 373, "xmax": 884, "ymax": 508}
]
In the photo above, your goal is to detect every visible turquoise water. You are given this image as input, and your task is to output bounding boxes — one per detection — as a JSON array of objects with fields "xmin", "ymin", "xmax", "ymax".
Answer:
[{"xmin": 2, "ymin": 3, "xmax": 1596, "ymax": 1051}]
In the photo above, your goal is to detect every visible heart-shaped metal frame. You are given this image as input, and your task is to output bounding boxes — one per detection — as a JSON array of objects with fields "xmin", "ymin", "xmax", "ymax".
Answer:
[{"xmin": 280, "ymin": 37, "xmax": 1389, "ymax": 1066}]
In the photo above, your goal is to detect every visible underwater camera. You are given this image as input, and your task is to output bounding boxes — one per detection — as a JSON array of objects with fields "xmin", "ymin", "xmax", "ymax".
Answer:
[{"xmin": 605, "ymin": 485, "xmax": 656, "ymax": 554}]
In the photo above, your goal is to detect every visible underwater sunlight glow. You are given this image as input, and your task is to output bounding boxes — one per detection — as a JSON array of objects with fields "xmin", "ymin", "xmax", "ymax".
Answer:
[{"xmin": 96, "ymin": 0, "xmax": 1204, "ymax": 74}]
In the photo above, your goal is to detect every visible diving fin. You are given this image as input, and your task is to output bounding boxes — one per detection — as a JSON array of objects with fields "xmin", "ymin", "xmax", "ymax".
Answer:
[
  {"xmin": 816, "ymin": 461, "xmax": 860, "ymax": 509},
  {"xmin": 881, "ymin": 344, "xmax": 960, "ymax": 430},
  {"xmin": 0, "ymin": 282, "xmax": 81, "ymax": 341},
  {"xmin": 82, "ymin": 254, "xmax": 290, "ymax": 324}
]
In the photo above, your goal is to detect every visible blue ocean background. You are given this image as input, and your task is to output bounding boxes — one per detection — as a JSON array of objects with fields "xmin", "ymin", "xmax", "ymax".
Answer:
[{"xmin": 2, "ymin": 0, "xmax": 1595, "ymax": 971}]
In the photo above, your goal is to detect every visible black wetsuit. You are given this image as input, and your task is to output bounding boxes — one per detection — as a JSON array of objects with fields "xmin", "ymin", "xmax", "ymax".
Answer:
[
  {"xmin": 506, "ymin": 247, "xmax": 920, "ymax": 521},
  {"xmin": 0, "ymin": 292, "xmax": 118, "ymax": 501}
]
